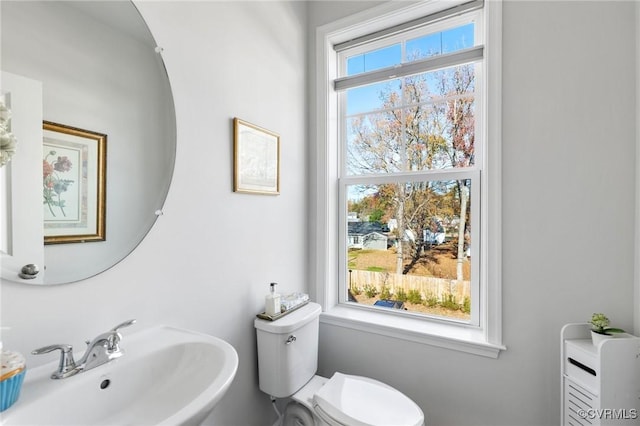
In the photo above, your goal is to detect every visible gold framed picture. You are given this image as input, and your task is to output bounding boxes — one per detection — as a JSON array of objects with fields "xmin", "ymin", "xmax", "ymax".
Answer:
[
  {"xmin": 233, "ymin": 118, "xmax": 280, "ymax": 195},
  {"xmin": 43, "ymin": 121, "xmax": 106, "ymax": 244}
]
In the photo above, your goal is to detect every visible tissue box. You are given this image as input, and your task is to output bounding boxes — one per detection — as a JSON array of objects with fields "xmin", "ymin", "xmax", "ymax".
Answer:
[{"xmin": 0, "ymin": 368, "xmax": 25, "ymax": 412}]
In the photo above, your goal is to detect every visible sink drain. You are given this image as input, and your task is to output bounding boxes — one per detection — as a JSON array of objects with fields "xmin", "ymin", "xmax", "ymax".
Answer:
[{"xmin": 100, "ymin": 379, "xmax": 111, "ymax": 389}]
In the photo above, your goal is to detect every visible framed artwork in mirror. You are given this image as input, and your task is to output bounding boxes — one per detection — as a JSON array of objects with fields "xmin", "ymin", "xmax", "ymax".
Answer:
[
  {"xmin": 233, "ymin": 118, "xmax": 280, "ymax": 195},
  {"xmin": 43, "ymin": 121, "xmax": 106, "ymax": 244}
]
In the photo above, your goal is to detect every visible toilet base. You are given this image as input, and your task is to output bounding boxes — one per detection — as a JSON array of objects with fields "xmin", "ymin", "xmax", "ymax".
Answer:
[
  {"xmin": 282, "ymin": 402, "xmax": 318, "ymax": 426},
  {"xmin": 281, "ymin": 375, "xmax": 329, "ymax": 426}
]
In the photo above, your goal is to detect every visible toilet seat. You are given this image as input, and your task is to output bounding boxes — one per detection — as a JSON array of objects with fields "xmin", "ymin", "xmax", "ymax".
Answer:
[{"xmin": 313, "ymin": 372, "xmax": 424, "ymax": 426}]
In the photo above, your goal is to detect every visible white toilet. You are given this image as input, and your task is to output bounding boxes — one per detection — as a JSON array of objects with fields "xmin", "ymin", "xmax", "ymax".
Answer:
[{"xmin": 254, "ymin": 302, "xmax": 425, "ymax": 426}]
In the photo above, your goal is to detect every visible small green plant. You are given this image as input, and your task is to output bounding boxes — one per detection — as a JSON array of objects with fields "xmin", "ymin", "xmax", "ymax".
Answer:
[
  {"xmin": 364, "ymin": 285, "xmax": 378, "ymax": 298},
  {"xmin": 424, "ymin": 292, "xmax": 439, "ymax": 307},
  {"xmin": 462, "ymin": 296, "xmax": 471, "ymax": 314},
  {"xmin": 440, "ymin": 293, "xmax": 460, "ymax": 311},
  {"xmin": 350, "ymin": 286, "xmax": 362, "ymax": 296},
  {"xmin": 395, "ymin": 287, "xmax": 408, "ymax": 302},
  {"xmin": 590, "ymin": 313, "xmax": 624, "ymax": 335},
  {"xmin": 407, "ymin": 289, "xmax": 423, "ymax": 304},
  {"xmin": 379, "ymin": 286, "xmax": 392, "ymax": 300}
]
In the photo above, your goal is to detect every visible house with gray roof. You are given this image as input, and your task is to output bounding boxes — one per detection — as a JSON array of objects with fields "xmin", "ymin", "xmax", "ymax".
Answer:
[{"xmin": 347, "ymin": 222, "xmax": 389, "ymax": 250}]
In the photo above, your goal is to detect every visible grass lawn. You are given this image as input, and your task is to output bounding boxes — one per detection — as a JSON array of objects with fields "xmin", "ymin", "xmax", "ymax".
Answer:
[{"xmin": 348, "ymin": 241, "xmax": 470, "ymax": 281}]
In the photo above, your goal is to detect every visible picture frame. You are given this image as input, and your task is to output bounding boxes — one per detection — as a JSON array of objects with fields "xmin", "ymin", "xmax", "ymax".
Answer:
[
  {"xmin": 233, "ymin": 118, "xmax": 280, "ymax": 195},
  {"xmin": 43, "ymin": 121, "xmax": 106, "ymax": 244}
]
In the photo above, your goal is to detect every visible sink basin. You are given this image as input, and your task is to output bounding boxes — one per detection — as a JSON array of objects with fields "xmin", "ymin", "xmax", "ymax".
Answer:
[{"xmin": 1, "ymin": 325, "xmax": 239, "ymax": 425}]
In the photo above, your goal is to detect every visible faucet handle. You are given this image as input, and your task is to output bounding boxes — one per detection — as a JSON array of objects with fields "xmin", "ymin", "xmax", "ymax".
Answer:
[
  {"xmin": 105, "ymin": 319, "xmax": 136, "ymax": 351},
  {"xmin": 32, "ymin": 344, "xmax": 78, "ymax": 379},
  {"xmin": 111, "ymin": 319, "xmax": 136, "ymax": 333}
]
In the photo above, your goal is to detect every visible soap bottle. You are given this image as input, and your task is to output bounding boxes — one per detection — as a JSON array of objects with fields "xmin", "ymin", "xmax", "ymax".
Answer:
[{"xmin": 265, "ymin": 282, "xmax": 281, "ymax": 316}]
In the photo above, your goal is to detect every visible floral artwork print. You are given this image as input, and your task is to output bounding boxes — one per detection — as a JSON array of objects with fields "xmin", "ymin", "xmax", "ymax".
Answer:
[
  {"xmin": 43, "ymin": 151, "xmax": 74, "ymax": 217},
  {"xmin": 42, "ymin": 121, "xmax": 106, "ymax": 244}
]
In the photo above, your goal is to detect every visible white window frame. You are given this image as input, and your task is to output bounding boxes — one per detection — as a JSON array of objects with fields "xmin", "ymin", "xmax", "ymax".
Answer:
[{"xmin": 313, "ymin": 0, "xmax": 504, "ymax": 358}]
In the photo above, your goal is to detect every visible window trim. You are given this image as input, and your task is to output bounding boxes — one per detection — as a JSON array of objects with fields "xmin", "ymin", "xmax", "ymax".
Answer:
[
  {"xmin": 313, "ymin": 0, "xmax": 504, "ymax": 358},
  {"xmin": 332, "ymin": 0, "xmax": 484, "ymax": 52}
]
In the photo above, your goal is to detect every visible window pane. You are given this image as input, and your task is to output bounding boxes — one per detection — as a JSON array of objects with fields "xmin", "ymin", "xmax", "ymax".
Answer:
[
  {"xmin": 402, "ymin": 64, "xmax": 476, "ymax": 106},
  {"xmin": 346, "ymin": 80, "xmax": 401, "ymax": 116},
  {"xmin": 345, "ymin": 64, "xmax": 476, "ymax": 175},
  {"xmin": 403, "ymin": 99, "xmax": 476, "ymax": 170},
  {"xmin": 347, "ymin": 43, "xmax": 401, "ymax": 76},
  {"xmin": 346, "ymin": 179, "xmax": 472, "ymax": 321},
  {"xmin": 406, "ymin": 23, "xmax": 475, "ymax": 61},
  {"xmin": 346, "ymin": 113, "xmax": 403, "ymax": 174}
]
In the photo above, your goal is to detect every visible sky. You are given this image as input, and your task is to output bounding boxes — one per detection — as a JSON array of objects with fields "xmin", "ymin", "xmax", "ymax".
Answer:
[{"xmin": 345, "ymin": 23, "xmax": 475, "ymax": 116}]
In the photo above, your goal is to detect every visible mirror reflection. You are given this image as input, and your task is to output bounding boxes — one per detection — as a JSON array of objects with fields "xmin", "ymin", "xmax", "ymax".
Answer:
[{"xmin": 1, "ymin": 1, "xmax": 176, "ymax": 285}]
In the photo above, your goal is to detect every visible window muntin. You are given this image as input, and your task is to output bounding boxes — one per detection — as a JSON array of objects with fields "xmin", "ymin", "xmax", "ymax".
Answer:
[{"xmin": 337, "ymin": 11, "xmax": 482, "ymax": 324}]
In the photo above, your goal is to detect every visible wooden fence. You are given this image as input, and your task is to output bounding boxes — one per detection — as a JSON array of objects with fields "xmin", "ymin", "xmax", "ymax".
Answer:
[{"xmin": 348, "ymin": 269, "xmax": 470, "ymax": 304}]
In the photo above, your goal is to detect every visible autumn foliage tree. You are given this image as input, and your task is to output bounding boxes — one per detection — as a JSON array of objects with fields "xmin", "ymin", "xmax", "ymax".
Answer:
[{"xmin": 347, "ymin": 63, "xmax": 475, "ymax": 279}]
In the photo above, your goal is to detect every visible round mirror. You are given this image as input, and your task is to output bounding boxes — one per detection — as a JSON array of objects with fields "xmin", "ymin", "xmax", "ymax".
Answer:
[{"xmin": 1, "ymin": 1, "xmax": 176, "ymax": 285}]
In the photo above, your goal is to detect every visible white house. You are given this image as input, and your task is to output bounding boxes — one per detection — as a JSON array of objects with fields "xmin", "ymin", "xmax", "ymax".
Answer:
[{"xmin": 348, "ymin": 222, "xmax": 389, "ymax": 251}]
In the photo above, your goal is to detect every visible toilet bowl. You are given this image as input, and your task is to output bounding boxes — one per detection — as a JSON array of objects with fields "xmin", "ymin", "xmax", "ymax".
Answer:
[
  {"xmin": 283, "ymin": 373, "xmax": 424, "ymax": 426},
  {"xmin": 254, "ymin": 302, "xmax": 425, "ymax": 426}
]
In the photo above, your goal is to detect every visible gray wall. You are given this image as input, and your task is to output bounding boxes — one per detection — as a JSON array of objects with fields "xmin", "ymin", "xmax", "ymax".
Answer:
[{"xmin": 311, "ymin": 2, "xmax": 637, "ymax": 425}]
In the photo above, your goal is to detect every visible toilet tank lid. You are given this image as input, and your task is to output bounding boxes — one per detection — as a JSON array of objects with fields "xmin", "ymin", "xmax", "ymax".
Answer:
[
  {"xmin": 254, "ymin": 302, "xmax": 321, "ymax": 334},
  {"xmin": 313, "ymin": 372, "xmax": 424, "ymax": 426}
]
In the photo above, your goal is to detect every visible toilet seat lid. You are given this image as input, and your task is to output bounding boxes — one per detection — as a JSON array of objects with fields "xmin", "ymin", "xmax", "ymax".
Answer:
[{"xmin": 313, "ymin": 372, "xmax": 424, "ymax": 426}]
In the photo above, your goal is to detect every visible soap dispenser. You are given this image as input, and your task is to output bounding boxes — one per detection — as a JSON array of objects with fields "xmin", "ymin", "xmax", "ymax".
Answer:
[{"xmin": 265, "ymin": 282, "xmax": 281, "ymax": 316}]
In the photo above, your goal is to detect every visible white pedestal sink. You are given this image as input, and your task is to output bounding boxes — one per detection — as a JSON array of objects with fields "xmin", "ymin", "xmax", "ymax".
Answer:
[{"xmin": 1, "ymin": 326, "xmax": 239, "ymax": 425}]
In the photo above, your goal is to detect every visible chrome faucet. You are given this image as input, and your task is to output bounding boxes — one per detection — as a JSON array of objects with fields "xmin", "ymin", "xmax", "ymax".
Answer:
[
  {"xmin": 31, "ymin": 343, "xmax": 78, "ymax": 379},
  {"xmin": 32, "ymin": 319, "xmax": 136, "ymax": 379},
  {"xmin": 77, "ymin": 319, "xmax": 136, "ymax": 372}
]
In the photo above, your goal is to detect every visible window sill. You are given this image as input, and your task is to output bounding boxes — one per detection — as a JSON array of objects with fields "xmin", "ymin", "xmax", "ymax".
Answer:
[{"xmin": 320, "ymin": 304, "xmax": 506, "ymax": 358}]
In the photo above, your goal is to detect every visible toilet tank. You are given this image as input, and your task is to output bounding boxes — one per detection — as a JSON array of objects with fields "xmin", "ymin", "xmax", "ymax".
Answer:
[{"xmin": 254, "ymin": 302, "xmax": 322, "ymax": 398}]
